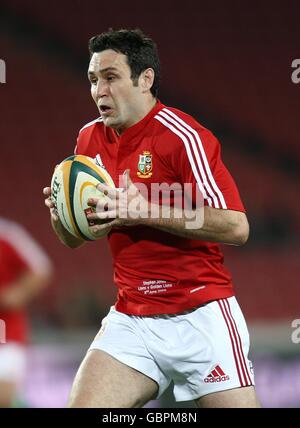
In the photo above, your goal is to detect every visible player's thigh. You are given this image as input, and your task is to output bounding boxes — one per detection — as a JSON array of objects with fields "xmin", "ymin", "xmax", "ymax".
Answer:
[
  {"xmin": 68, "ymin": 349, "xmax": 159, "ymax": 408},
  {"xmin": 195, "ymin": 386, "xmax": 261, "ymax": 408},
  {"xmin": 0, "ymin": 380, "xmax": 18, "ymax": 407},
  {"xmin": 0, "ymin": 343, "xmax": 26, "ymax": 407}
]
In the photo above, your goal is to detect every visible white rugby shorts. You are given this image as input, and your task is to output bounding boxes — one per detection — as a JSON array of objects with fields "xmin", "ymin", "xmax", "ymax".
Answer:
[
  {"xmin": 89, "ymin": 296, "xmax": 254, "ymax": 401},
  {"xmin": 0, "ymin": 342, "xmax": 26, "ymax": 384}
]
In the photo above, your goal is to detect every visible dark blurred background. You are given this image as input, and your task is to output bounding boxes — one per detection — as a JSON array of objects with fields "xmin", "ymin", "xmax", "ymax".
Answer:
[{"xmin": 0, "ymin": 0, "xmax": 299, "ymax": 407}]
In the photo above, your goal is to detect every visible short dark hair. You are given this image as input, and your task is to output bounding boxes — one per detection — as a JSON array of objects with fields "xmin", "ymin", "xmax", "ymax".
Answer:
[{"xmin": 88, "ymin": 29, "xmax": 160, "ymax": 98}]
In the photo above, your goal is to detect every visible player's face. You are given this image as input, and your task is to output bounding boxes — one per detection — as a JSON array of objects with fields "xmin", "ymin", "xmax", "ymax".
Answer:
[{"xmin": 88, "ymin": 50, "xmax": 147, "ymax": 134}]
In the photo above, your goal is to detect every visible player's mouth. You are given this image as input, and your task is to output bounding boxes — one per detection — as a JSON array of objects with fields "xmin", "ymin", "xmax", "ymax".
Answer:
[{"xmin": 99, "ymin": 105, "xmax": 113, "ymax": 116}]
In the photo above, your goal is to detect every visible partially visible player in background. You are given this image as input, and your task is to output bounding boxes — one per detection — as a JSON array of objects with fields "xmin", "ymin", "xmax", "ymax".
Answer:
[{"xmin": 0, "ymin": 217, "xmax": 52, "ymax": 407}]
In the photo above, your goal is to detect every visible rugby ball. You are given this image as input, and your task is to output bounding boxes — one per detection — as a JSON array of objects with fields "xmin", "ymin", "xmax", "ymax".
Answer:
[{"xmin": 51, "ymin": 154, "xmax": 115, "ymax": 241}]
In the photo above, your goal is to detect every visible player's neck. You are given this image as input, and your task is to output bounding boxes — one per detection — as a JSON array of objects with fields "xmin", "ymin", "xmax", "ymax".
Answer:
[{"xmin": 115, "ymin": 97, "xmax": 157, "ymax": 136}]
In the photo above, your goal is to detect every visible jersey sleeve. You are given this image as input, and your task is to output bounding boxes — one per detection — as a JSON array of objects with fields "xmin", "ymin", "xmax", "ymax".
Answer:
[
  {"xmin": 3, "ymin": 240, "xmax": 29, "ymax": 275},
  {"xmin": 74, "ymin": 127, "xmax": 93, "ymax": 156},
  {"xmin": 174, "ymin": 127, "xmax": 245, "ymax": 212},
  {"xmin": 74, "ymin": 118, "xmax": 103, "ymax": 156},
  {"xmin": 74, "ymin": 125, "xmax": 90, "ymax": 155},
  {"xmin": 2, "ymin": 223, "xmax": 53, "ymax": 276},
  {"xmin": 74, "ymin": 132, "xmax": 82, "ymax": 155}
]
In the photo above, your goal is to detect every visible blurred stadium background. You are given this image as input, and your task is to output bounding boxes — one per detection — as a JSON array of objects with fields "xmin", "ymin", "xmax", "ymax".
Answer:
[{"xmin": 0, "ymin": 0, "xmax": 300, "ymax": 407}]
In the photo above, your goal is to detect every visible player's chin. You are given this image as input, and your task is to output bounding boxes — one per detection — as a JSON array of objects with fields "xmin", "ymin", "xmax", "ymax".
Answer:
[
  {"xmin": 101, "ymin": 114, "xmax": 111, "ymax": 122},
  {"xmin": 102, "ymin": 116, "xmax": 118, "ymax": 128}
]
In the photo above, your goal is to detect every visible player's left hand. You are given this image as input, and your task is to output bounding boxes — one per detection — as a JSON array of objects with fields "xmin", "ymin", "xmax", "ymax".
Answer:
[{"xmin": 87, "ymin": 169, "xmax": 149, "ymax": 236}]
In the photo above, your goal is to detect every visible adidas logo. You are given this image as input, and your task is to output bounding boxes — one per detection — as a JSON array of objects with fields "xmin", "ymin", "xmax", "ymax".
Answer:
[{"xmin": 204, "ymin": 365, "xmax": 230, "ymax": 383}]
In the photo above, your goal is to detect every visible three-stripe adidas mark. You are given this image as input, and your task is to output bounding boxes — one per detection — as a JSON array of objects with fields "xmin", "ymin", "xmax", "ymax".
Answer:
[{"xmin": 204, "ymin": 365, "xmax": 230, "ymax": 383}]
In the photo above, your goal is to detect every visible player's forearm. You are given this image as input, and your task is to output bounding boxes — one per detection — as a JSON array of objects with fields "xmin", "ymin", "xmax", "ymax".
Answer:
[
  {"xmin": 142, "ymin": 205, "xmax": 249, "ymax": 245},
  {"xmin": 0, "ymin": 271, "xmax": 50, "ymax": 310},
  {"xmin": 51, "ymin": 217, "xmax": 85, "ymax": 249}
]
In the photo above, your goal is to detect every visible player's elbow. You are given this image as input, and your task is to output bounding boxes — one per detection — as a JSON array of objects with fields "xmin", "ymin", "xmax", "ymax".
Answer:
[
  {"xmin": 33, "ymin": 270, "xmax": 53, "ymax": 291},
  {"xmin": 231, "ymin": 213, "xmax": 249, "ymax": 246}
]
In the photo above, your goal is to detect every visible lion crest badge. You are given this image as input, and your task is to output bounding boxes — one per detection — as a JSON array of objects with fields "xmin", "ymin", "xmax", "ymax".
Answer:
[{"xmin": 137, "ymin": 151, "xmax": 153, "ymax": 178}]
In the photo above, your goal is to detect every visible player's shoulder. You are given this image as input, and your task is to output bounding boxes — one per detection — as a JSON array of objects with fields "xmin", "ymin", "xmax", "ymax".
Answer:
[
  {"xmin": 78, "ymin": 116, "xmax": 103, "ymax": 135},
  {"xmin": 0, "ymin": 217, "xmax": 28, "ymax": 249},
  {"xmin": 155, "ymin": 105, "xmax": 217, "ymax": 145},
  {"xmin": 75, "ymin": 117, "xmax": 104, "ymax": 154},
  {"xmin": 0, "ymin": 217, "xmax": 23, "ymax": 236},
  {"xmin": 0, "ymin": 217, "xmax": 52, "ymax": 269}
]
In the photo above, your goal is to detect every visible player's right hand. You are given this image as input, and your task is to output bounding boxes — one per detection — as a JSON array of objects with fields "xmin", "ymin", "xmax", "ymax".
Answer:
[{"xmin": 43, "ymin": 187, "xmax": 59, "ymax": 222}]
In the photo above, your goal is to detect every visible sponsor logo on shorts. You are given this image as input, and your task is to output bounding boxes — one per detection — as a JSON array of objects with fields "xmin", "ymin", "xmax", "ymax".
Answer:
[{"xmin": 204, "ymin": 365, "xmax": 230, "ymax": 383}]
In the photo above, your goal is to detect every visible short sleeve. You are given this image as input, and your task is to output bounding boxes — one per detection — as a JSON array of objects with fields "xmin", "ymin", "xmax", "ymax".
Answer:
[
  {"xmin": 0, "ymin": 221, "xmax": 52, "ymax": 275},
  {"xmin": 1, "ymin": 239, "xmax": 28, "ymax": 275}
]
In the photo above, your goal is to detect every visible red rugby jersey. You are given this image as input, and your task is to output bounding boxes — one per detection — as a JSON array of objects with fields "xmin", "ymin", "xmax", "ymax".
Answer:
[
  {"xmin": 75, "ymin": 101, "xmax": 245, "ymax": 315},
  {"xmin": 0, "ymin": 218, "xmax": 52, "ymax": 343}
]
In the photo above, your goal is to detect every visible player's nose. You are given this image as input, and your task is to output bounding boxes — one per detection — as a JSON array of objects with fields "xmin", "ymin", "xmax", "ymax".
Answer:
[{"xmin": 95, "ymin": 80, "xmax": 109, "ymax": 98}]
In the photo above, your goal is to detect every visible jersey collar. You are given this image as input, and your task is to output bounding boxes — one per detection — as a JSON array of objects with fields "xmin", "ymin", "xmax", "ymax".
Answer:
[{"xmin": 106, "ymin": 100, "xmax": 164, "ymax": 143}]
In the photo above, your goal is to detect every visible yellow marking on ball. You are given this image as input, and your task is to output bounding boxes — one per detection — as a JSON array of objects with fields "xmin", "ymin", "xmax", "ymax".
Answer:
[
  {"xmin": 80, "ymin": 181, "xmax": 96, "ymax": 207},
  {"xmin": 62, "ymin": 160, "xmax": 82, "ymax": 239}
]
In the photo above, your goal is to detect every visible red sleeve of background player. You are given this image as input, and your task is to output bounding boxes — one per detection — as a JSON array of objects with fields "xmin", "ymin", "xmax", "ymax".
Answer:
[
  {"xmin": 174, "ymin": 127, "xmax": 245, "ymax": 212},
  {"xmin": 0, "ymin": 240, "xmax": 27, "ymax": 291},
  {"xmin": 0, "ymin": 221, "xmax": 52, "ymax": 281},
  {"xmin": 1, "ymin": 240, "xmax": 29, "ymax": 280}
]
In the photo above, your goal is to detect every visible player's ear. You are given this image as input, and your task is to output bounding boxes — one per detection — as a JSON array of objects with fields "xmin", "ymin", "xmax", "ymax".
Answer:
[{"xmin": 140, "ymin": 68, "xmax": 154, "ymax": 93}]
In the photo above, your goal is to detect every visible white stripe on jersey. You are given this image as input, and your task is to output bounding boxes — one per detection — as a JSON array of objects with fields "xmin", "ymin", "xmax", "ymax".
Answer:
[
  {"xmin": 159, "ymin": 109, "xmax": 220, "ymax": 208},
  {"xmin": 79, "ymin": 116, "xmax": 103, "ymax": 134},
  {"xmin": 0, "ymin": 218, "xmax": 52, "ymax": 274},
  {"xmin": 155, "ymin": 114, "xmax": 211, "ymax": 206},
  {"xmin": 161, "ymin": 108, "xmax": 227, "ymax": 209}
]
